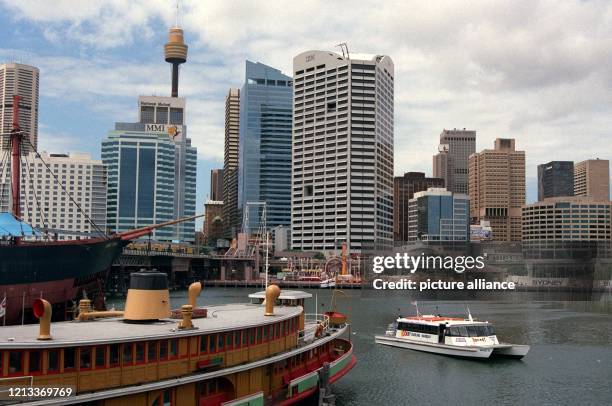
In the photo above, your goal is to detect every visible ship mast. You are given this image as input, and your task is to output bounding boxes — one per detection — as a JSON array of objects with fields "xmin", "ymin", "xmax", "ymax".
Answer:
[{"xmin": 10, "ymin": 95, "xmax": 21, "ymax": 220}]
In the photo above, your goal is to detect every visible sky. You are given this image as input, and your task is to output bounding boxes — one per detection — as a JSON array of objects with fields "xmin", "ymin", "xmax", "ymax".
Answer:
[{"xmin": 1, "ymin": 0, "xmax": 611, "ymax": 221}]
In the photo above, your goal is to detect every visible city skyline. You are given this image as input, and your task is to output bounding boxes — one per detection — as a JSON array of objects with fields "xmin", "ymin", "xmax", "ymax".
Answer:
[{"xmin": 1, "ymin": 1, "xmax": 612, "ymax": 218}]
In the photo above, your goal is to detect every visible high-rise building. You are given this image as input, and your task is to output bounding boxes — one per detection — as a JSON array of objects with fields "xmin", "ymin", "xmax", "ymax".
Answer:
[
  {"xmin": 537, "ymin": 161, "xmax": 574, "ymax": 200},
  {"xmin": 407, "ymin": 188, "xmax": 469, "ymax": 242},
  {"xmin": 0, "ymin": 152, "xmax": 106, "ymax": 240},
  {"xmin": 291, "ymin": 50, "xmax": 395, "ymax": 252},
  {"xmin": 468, "ymin": 138, "xmax": 525, "ymax": 242},
  {"xmin": 223, "ymin": 88, "xmax": 240, "ymax": 238},
  {"xmin": 433, "ymin": 128, "xmax": 475, "ymax": 194},
  {"xmin": 0, "ymin": 63, "xmax": 39, "ymax": 152},
  {"xmin": 210, "ymin": 169, "xmax": 224, "ymax": 201},
  {"xmin": 394, "ymin": 172, "xmax": 445, "ymax": 242},
  {"xmin": 574, "ymin": 159, "xmax": 609, "ymax": 201},
  {"xmin": 238, "ymin": 61, "xmax": 292, "ymax": 231},
  {"xmin": 102, "ymin": 125, "xmax": 178, "ymax": 241}
]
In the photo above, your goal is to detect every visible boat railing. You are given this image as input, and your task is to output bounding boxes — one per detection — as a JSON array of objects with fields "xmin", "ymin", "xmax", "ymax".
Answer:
[{"xmin": 298, "ymin": 313, "xmax": 330, "ymax": 343}]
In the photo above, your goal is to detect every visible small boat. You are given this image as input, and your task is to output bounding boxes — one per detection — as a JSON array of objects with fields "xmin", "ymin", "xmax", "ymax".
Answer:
[
  {"xmin": 320, "ymin": 278, "xmax": 336, "ymax": 288},
  {"xmin": 375, "ymin": 310, "xmax": 529, "ymax": 360}
]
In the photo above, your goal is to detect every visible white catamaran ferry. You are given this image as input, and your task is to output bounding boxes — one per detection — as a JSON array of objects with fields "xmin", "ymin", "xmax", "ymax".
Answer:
[{"xmin": 375, "ymin": 309, "xmax": 529, "ymax": 360}]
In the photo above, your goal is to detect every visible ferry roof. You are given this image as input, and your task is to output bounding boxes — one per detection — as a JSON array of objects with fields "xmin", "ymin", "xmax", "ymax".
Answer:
[
  {"xmin": 248, "ymin": 290, "xmax": 313, "ymax": 300},
  {"xmin": 0, "ymin": 303, "xmax": 302, "ymax": 349},
  {"xmin": 398, "ymin": 315, "xmax": 489, "ymax": 326}
]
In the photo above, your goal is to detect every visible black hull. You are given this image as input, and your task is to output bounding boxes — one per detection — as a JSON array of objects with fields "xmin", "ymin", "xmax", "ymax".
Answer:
[{"xmin": 0, "ymin": 237, "xmax": 127, "ymax": 285}]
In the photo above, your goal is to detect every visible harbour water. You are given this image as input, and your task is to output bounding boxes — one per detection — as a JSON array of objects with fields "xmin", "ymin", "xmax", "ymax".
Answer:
[{"xmin": 108, "ymin": 288, "xmax": 612, "ymax": 405}]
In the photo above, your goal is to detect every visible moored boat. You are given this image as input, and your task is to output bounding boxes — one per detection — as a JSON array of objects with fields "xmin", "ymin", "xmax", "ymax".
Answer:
[
  {"xmin": 0, "ymin": 271, "xmax": 355, "ymax": 405},
  {"xmin": 375, "ymin": 310, "xmax": 529, "ymax": 360}
]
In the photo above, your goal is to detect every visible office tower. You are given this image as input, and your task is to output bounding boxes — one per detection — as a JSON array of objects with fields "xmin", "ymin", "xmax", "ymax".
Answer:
[
  {"xmin": 291, "ymin": 50, "xmax": 394, "ymax": 252},
  {"xmin": 238, "ymin": 61, "xmax": 292, "ymax": 231},
  {"xmin": 433, "ymin": 128, "xmax": 475, "ymax": 194},
  {"xmin": 537, "ymin": 161, "xmax": 574, "ymax": 200},
  {"xmin": 468, "ymin": 138, "xmax": 525, "ymax": 242},
  {"xmin": 210, "ymin": 169, "xmax": 224, "ymax": 201},
  {"xmin": 0, "ymin": 63, "xmax": 39, "ymax": 152},
  {"xmin": 223, "ymin": 88, "xmax": 240, "ymax": 238},
  {"xmin": 407, "ymin": 188, "xmax": 469, "ymax": 242},
  {"xmin": 0, "ymin": 152, "xmax": 106, "ymax": 240},
  {"xmin": 102, "ymin": 125, "xmax": 177, "ymax": 241},
  {"xmin": 574, "ymin": 159, "xmax": 609, "ymax": 201},
  {"xmin": 203, "ymin": 200, "xmax": 224, "ymax": 243},
  {"xmin": 394, "ymin": 172, "xmax": 445, "ymax": 242}
]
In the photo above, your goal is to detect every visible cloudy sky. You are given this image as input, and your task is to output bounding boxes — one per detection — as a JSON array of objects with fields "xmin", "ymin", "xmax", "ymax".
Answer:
[{"xmin": 1, "ymin": 0, "xmax": 611, "ymax": 214}]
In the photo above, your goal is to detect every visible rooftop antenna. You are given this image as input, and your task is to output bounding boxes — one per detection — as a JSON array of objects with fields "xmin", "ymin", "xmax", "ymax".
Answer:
[
  {"xmin": 175, "ymin": 0, "xmax": 179, "ymax": 27},
  {"xmin": 335, "ymin": 42, "xmax": 350, "ymax": 59}
]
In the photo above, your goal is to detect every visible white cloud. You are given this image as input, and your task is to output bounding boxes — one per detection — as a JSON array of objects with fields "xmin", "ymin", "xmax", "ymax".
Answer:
[{"xmin": 1, "ymin": 0, "xmax": 612, "ymax": 202}]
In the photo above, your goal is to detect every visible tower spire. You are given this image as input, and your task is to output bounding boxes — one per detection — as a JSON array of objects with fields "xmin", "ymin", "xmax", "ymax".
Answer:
[{"xmin": 164, "ymin": 3, "xmax": 188, "ymax": 98}]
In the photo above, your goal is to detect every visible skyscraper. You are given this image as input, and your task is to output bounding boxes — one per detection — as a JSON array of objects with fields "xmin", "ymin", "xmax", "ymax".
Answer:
[
  {"xmin": 468, "ymin": 138, "xmax": 525, "ymax": 242},
  {"xmin": 408, "ymin": 188, "xmax": 469, "ymax": 242},
  {"xmin": 210, "ymin": 169, "xmax": 224, "ymax": 201},
  {"xmin": 102, "ymin": 124, "xmax": 178, "ymax": 241},
  {"xmin": 433, "ymin": 128, "xmax": 475, "ymax": 194},
  {"xmin": 574, "ymin": 159, "xmax": 609, "ymax": 201},
  {"xmin": 238, "ymin": 61, "xmax": 292, "ymax": 231},
  {"xmin": 394, "ymin": 172, "xmax": 445, "ymax": 242},
  {"xmin": 537, "ymin": 161, "xmax": 574, "ymax": 201},
  {"xmin": 0, "ymin": 63, "xmax": 39, "ymax": 152},
  {"xmin": 291, "ymin": 50, "xmax": 394, "ymax": 252},
  {"xmin": 223, "ymin": 88, "xmax": 240, "ymax": 238}
]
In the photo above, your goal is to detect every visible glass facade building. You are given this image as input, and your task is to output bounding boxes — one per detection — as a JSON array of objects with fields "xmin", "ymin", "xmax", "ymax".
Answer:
[
  {"xmin": 537, "ymin": 161, "xmax": 574, "ymax": 201},
  {"xmin": 238, "ymin": 61, "xmax": 293, "ymax": 231},
  {"xmin": 408, "ymin": 188, "xmax": 469, "ymax": 241},
  {"xmin": 102, "ymin": 128, "xmax": 176, "ymax": 240}
]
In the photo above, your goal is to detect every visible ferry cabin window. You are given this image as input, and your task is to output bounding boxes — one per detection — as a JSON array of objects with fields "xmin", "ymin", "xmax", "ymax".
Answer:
[
  {"xmin": 135, "ymin": 342, "xmax": 145, "ymax": 363},
  {"xmin": 80, "ymin": 347, "xmax": 92, "ymax": 370},
  {"xmin": 242, "ymin": 330, "xmax": 248, "ymax": 347},
  {"xmin": 257, "ymin": 327, "xmax": 262, "ymax": 344},
  {"xmin": 110, "ymin": 344, "xmax": 120, "ymax": 367},
  {"xmin": 48, "ymin": 349, "xmax": 59, "ymax": 373},
  {"xmin": 8, "ymin": 352, "xmax": 23, "ymax": 375},
  {"xmin": 123, "ymin": 344, "xmax": 133, "ymax": 365},
  {"xmin": 95, "ymin": 346, "xmax": 106, "ymax": 368},
  {"xmin": 148, "ymin": 341, "xmax": 158, "ymax": 362},
  {"xmin": 218, "ymin": 334, "xmax": 224, "ymax": 351},
  {"xmin": 28, "ymin": 351, "xmax": 41, "ymax": 374},
  {"xmin": 397, "ymin": 322, "xmax": 439, "ymax": 335},
  {"xmin": 200, "ymin": 336, "xmax": 208, "ymax": 354},
  {"xmin": 209, "ymin": 334, "xmax": 216, "ymax": 353},
  {"xmin": 226, "ymin": 332, "xmax": 232, "ymax": 349},
  {"xmin": 160, "ymin": 340, "xmax": 168, "ymax": 360},
  {"xmin": 169, "ymin": 339, "xmax": 178, "ymax": 358},
  {"xmin": 250, "ymin": 329, "xmax": 256, "ymax": 345},
  {"xmin": 64, "ymin": 348, "xmax": 76, "ymax": 371},
  {"xmin": 234, "ymin": 331, "xmax": 241, "ymax": 348}
]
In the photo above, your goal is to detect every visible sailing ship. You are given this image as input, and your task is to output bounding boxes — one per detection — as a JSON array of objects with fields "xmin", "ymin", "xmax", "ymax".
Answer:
[{"xmin": 0, "ymin": 95, "xmax": 198, "ymax": 325}]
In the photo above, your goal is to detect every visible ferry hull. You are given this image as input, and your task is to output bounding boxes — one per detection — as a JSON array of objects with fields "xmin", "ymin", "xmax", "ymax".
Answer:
[{"xmin": 375, "ymin": 335, "xmax": 523, "ymax": 359}]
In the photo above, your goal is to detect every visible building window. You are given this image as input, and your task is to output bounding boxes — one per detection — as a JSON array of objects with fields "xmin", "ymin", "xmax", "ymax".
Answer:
[
  {"xmin": 141, "ymin": 106, "xmax": 154, "ymax": 123},
  {"xmin": 169, "ymin": 108, "xmax": 183, "ymax": 125}
]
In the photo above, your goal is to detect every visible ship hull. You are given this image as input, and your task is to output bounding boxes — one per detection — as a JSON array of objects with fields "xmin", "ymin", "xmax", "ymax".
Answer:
[{"xmin": 0, "ymin": 237, "xmax": 127, "ymax": 324}]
